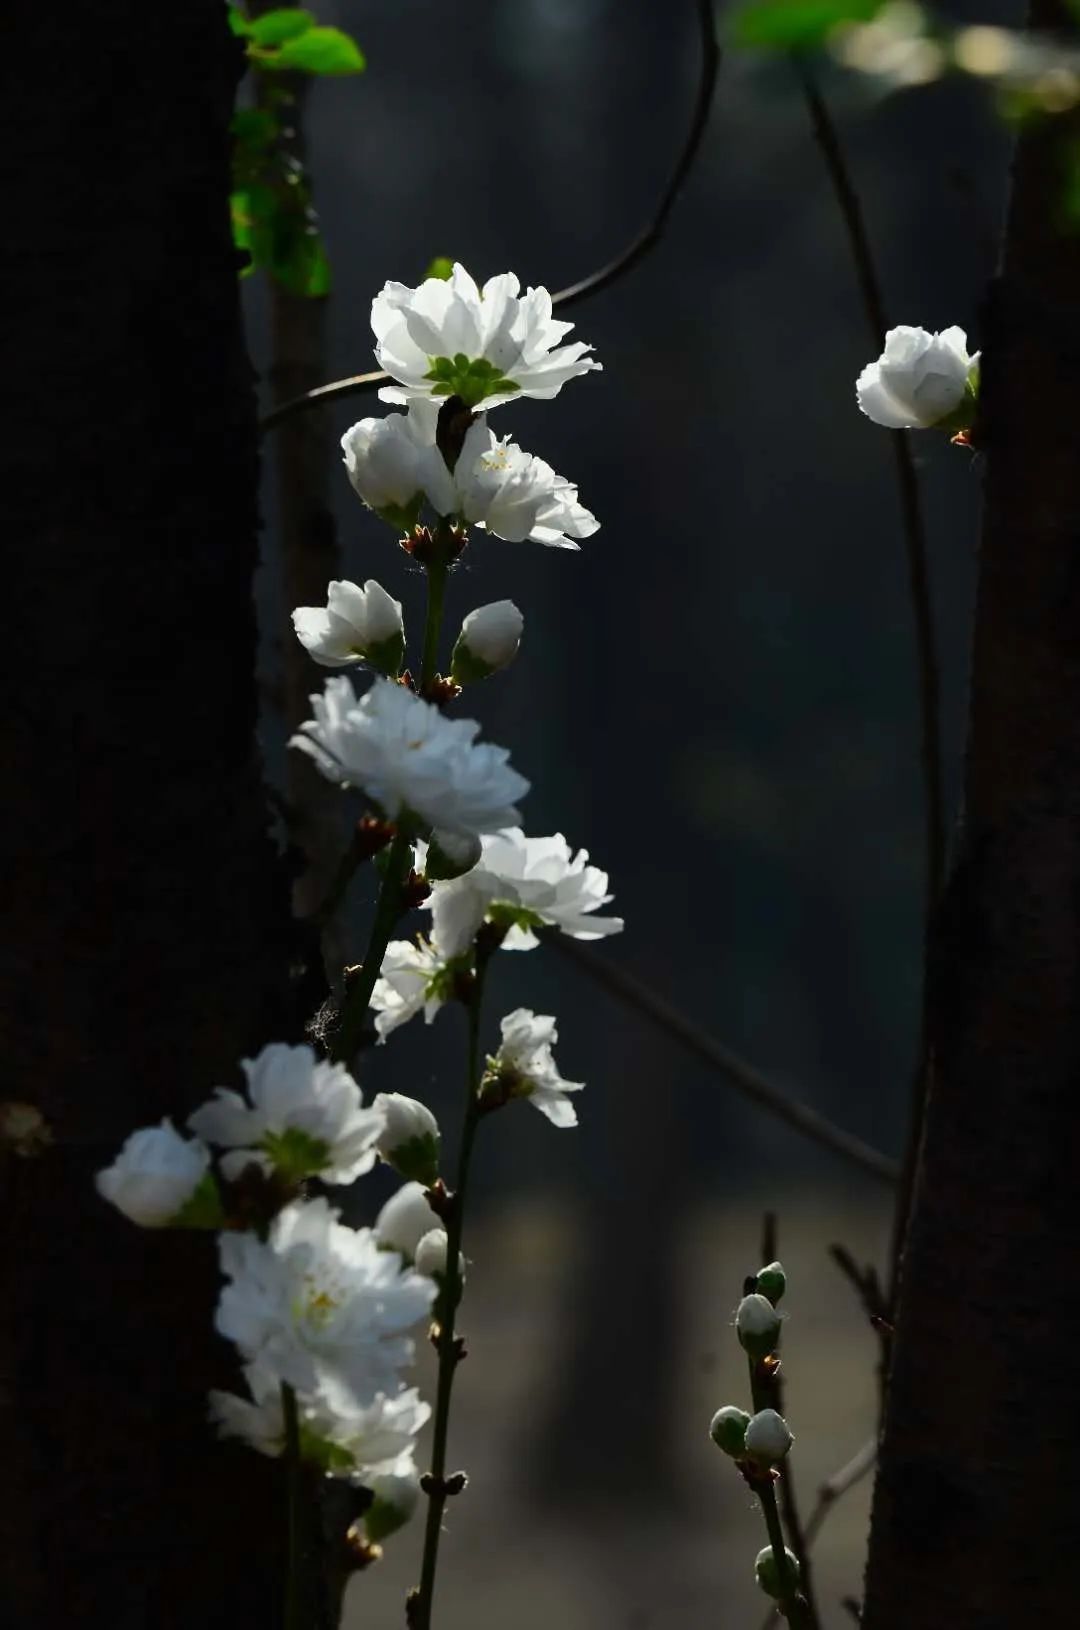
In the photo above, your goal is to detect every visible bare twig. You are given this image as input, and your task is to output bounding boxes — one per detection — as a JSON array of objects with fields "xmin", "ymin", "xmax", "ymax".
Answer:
[
  {"xmin": 550, "ymin": 935, "xmax": 899, "ymax": 1185},
  {"xmin": 756, "ymin": 1217, "xmax": 823, "ymax": 1630},
  {"xmin": 796, "ymin": 59, "xmax": 945, "ymax": 1301},
  {"xmin": 260, "ymin": 0, "xmax": 721, "ymax": 432}
]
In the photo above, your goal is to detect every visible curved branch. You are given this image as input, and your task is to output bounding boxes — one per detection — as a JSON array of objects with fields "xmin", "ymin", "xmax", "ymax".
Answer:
[
  {"xmin": 259, "ymin": 0, "xmax": 721, "ymax": 433},
  {"xmin": 549, "ymin": 936, "xmax": 899, "ymax": 1186}
]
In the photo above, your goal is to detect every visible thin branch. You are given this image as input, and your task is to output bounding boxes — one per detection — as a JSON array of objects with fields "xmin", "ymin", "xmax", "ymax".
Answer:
[
  {"xmin": 260, "ymin": 0, "xmax": 721, "ymax": 433},
  {"xmin": 757, "ymin": 1217, "xmax": 823, "ymax": 1630},
  {"xmin": 548, "ymin": 935, "xmax": 899, "ymax": 1185},
  {"xmin": 796, "ymin": 59, "xmax": 945, "ymax": 1297}
]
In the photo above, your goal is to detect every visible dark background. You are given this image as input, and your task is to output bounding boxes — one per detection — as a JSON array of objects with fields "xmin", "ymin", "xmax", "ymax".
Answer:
[{"xmin": 248, "ymin": 3, "xmax": 1013, "ymax": 1621}]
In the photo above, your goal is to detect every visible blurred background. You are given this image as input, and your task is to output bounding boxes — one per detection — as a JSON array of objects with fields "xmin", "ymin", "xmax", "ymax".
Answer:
[{"xmin": 246, "ymin": 2, "xmax": 1013, "ymax": 1621}]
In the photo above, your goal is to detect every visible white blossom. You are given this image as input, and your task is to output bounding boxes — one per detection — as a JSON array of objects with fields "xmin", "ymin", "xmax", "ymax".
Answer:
[
  {"xmin": 743, "ymin": 1408, "xmax": 794, "ymax": 1465},
  {"xmin": 414, "ymin": 1228, "xmax": 465, "ymax": 1285},
  {"xmin": 96, "ymin": 1120, "xmax": 213, "ymax": 1228},
  {"xmin": 374, "ymin": 1181, "xmax": 441, "ymax": 1261},
  {"xmin": 209, "ymin": 1362, "xmax": 429, "ymax": 1481},
  {"xmin": 341, "ymin": 404, "xmax": 598, "ymax": 548},
  {"xmin": 856, "ymin": 325, "xmax": 978, "ymax": 429},
  {"xmin": 291, "ymin": 580, "xmax": 404, "ymax": 673},
  {"xmin": 340, "ymin": 407, "xmax": 453, "ymax": 521},
  {"xmin": 451, "ymin": 601, "xmax": 523, "ymax": 682},
  {"xmin": 188, "ymin": 1043, "xmax": 385, "ymax": 1187},
  {"xmin": 291, "ymin": 676, "xmax": 529, "ymax": 838},
  {"xmin": 372, "ymin": 263, "xmax": 600, "ymax": 411},
  {"xmin": 485, "ymin": 1008, "xmax": 583, "ymax": 1128},
  {"xmin": 216, "ymin": 1198, "xmax": 435, "ymax": 1405},
  {"xmin": 373, "ymin": 1093, "xmax": 440, "ymax": 1185},
  {"xmin": 451, "ymin": 420, "xmax": 599, "ymax": 548},
  {"xmin": 425, "ymin": 827, "xmax": 624, "ymax": 958},
  {"xmin": 369, "ymin": 938, "xmax": 451, "ymax": 1042}
]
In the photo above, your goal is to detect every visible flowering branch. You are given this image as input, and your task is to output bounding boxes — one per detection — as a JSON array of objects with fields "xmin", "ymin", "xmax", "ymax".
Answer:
[
  {"xmin": 797, "ymin": 58, "xmax": 944, "ymax": 1297},
  {"xmin": 409, "ymin": 948, "xmax": 493, "ymax": 1630},
  {"xmin": 258, "ymin": 0, "xmax": 721, "ymax": 433},
  {"xmin": 548, "ymin": 934, "xmax": 899, "ymax": 1184}
]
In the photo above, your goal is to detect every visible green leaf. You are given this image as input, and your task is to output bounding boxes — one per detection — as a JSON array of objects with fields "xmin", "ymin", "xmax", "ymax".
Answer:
[
  {"xmin": 425, "ymin": 256, "xmax": 455, "ymax": 281},
  {"xmin": 247, "ymin": 8, "xmax": 315, "ymax": 46},
  {"xmin": 732, "ymin": 0, "xmax": 883, "ymax": 51},
  {"xmin": 231, "ymin": 106, "xmax": 278, "ymax": 147},
  {"xmin": 262, "ymin": 25, "xmax": 366, "ymax": 75},
  {"xmin": 228, "ymin": 5, "xmax": 252, "ymax": 37}
]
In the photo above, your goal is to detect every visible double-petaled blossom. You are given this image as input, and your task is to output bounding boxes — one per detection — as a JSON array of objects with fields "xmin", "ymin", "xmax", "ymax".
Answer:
[
  {"xmin": 291, "ymin": 676, "xmax": 528, "ymax": 838},
  {"xmin": 209, "ymin": 1361, "xmax": 429, "ymax": 1483},
  {"xmin": 856, "ymin": 325, "xmax": 978, "ymax": 429},
  {"xmin": 188, "ymin": 1043, "xmax": 385, "ymax": 1187},
  {"xmin": 369, "ymin": 937, "xmax": 453, "ymax": 1042},
  {"xmin": 340, "ymin": 409, "xmax": 452, "ymax": 527},
  {"xmin": 216, "ymin": 1198, "xmax": 435, "ymax": 1405},
  {"xmin": 340, "ymin": 403, "xmax": 598, "ymax": 548},
  {"xmin": 292, "ymin": 580, "xmax": 404, "ymax": 674},
  {"xmin": 421, "ymin": 827, "xmax": 623, "ymax": 958},
  {"xmin": 373, "ymin": 263, "xmax": 600, "ymax": 410},
  {"xmin": 96, "ymin": 1121, "xmax": 218, "ymax": 1228},
  {"xmin": 374, "ymin": 1181, "xmax": 441, "ymax": 1262},
  {"xmin": 482, "ymin": 1009, "xmax": 583, "ymax": 1128}
]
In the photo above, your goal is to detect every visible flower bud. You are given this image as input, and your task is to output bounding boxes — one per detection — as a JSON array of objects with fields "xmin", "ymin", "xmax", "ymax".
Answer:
[
  {"xmin": 373, "ymin": 1093, "xmax": 440, "ymax": 1186},
  {"xmin": 736, "ymin": 1293, "xmax": 782, "ymax": 1357},
  {"xmin": 709, "ymin": 1405, "xmax": 751, "ymax": 1458},
  {"xmin": 743, "ymin": 1408, "xmax": 793, "ymax": 1465},
  {"xmin": 292, "ymin": 580, "xmax": 405, "ymax": 675},
  {"xmin": 414, "ymin": 1227, "xmax": 465, "ymax": 1284},
  {"xmin": 755, "ymin": 1545, "xmax": 801, "ymax": 1601},
  {"xmin": 424, "ymin": 829, "xmax": 482, "ymax": 882},
  {"xmin": 755, "ymin": 1260, "xmax": 786, "ymax": 1307},
  {"xmin": 374, "ymin": 1180, "xmax": 440, "ymax": 1261},
  {"xmin": 363, "ymin": 1463, "xmax": 421, "ymax": 1543},
  {"xmin": 856, "ymin": 325, "xmax": 978, "ymax": 432},
  {"xmin": 95, "ymin": 1121, "xmax": 220, "ymax": 1228},
  {"xmin": 341, "ymin": 417, "xmax": 428, "ymax": 530},
  {"xmin": 450, "ymin": 601, "xmax": 523, "ymax": 684}
]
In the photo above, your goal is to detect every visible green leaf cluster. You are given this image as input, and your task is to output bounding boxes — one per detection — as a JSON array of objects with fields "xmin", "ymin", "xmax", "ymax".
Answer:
[
  {"xmin": 230, "ymin": 7, "xmax": 366, "ymax": 74},
  {"xmin": 731, "ymin": 0, "xmax": 883, "ymax": 51}
]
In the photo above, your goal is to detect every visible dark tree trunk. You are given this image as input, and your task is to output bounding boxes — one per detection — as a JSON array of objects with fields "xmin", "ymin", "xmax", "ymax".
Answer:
[
  {"xmin": 862, "ymin": 6, "xmax": 1080, "ymax": 1625},
  {"xmin": 0, "ymin": 4, "xmax": 294, "ymax": 1624}
]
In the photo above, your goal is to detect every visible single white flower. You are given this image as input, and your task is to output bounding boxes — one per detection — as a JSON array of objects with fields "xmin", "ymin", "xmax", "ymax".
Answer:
[
  {"xmin": 341, "ymin": 406, "xmax": 454, "ymax": 523},
  {"xmin": 292, "ymin": 580, "xmax": 405, "ymax": 674},
  {"xmin": 451, "ymin": 601, "xmax": 523, "ymax": 683},
  {"xmin": 743, "ymin": 1408, "xmax": 794, "ymax": 1465},
  {"xmin": 209, "ymin": 1362, "xmax": 429, "ymax": 1479},
  {"xmin": 735, "ymin": 1292, "xmax": 782, "ymax": 1356},
  {"xmin": 291, "ymin": 676, "xmax": 529, "ymax": 838},
  {"xmin": 96, "ymin": 1120, "xmax": 215, "ymax": 1228},
  {"xmin": 451, "ymin": 421, "xmax": 599, "ymax": 548},
  {"xmin": 373, "ymin": 1093, "xmax": 441, "ymax": 1186},
  {"xmin": 188, "ymin": 1043, "xmax": 385, "ymax": 1187},
  {"xmin": 216, "ymin": 1198, "xmax": 436, "ymax": 1405},
  {"xmin": 374, "ymin": 1181, "xmax": 441, "ymax": 1261},
  {"xmin": 372, "ymin": 263, "xmax": 601, "ymax": 410},
  {"xmin": 425, "ymin": 827, "xmax": 624, "ymax": 958},
  {"xmin": 413, "ymin": 1228, "xmax": 465, "ymax": 1285},
  {"xmin": 369, "ymin": 938, "xmax": 452, "ymax": 1042},
  {"xmin": 483, "ymin": 1008, "xmax": 583, "ymax": 1128},
  {"xmin": 856, "ymin": 325, "xmax": 978, "ymax": 429},
  {"xmin": 362, "ymin": 1459, "xmax": 422, "ymax": 1541}
]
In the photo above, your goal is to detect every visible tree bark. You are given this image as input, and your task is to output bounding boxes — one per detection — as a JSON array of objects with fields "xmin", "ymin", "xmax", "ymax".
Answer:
[
  {"xmin": 862, "ymin": 6, "xmax": 1080, "ymax": 1625},
  {"xmin": 0, "ymin": 4, "xmax": 294, "ymax": 1624}
]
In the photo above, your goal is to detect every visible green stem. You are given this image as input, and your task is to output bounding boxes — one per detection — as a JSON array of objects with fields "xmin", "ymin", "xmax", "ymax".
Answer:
[
  {"xmin": 331, "ymin": 826, "xmax": 411, "ymax": 1065},
  {"xmin": 282, "ymin": 1382, "xmax": 305, "ymax": 1630},
  {"xmin": 759, "ymin": 1479, "xmax": 809, "ymax": 1627},
  {"xmin": 411, "ymin": 962, "xmax": 489, "ymax": 1630},
  {"xmin": 420, "ymin": 552, "xmax": 448, "ymax": 690}
]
